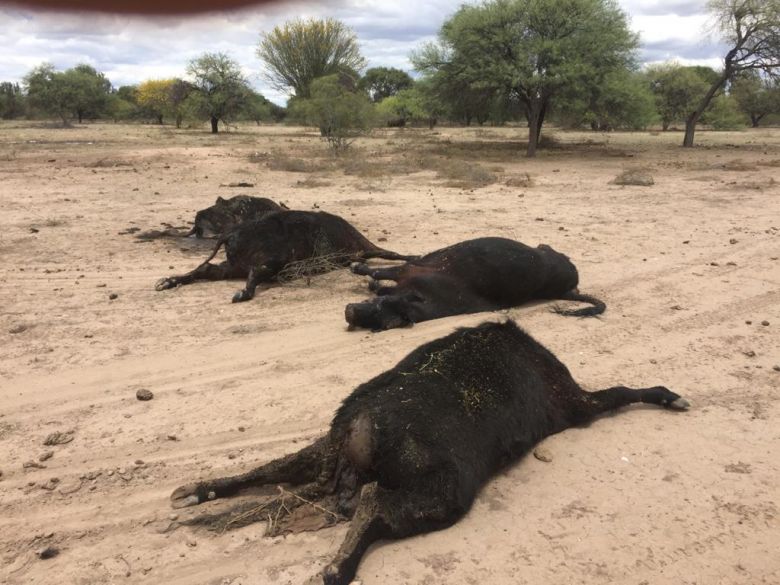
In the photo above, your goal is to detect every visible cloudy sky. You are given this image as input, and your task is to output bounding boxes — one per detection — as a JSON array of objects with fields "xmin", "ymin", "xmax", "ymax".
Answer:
[{"xmin": 0, "ymin": 0, "xmax": 724, "ymax": 105}]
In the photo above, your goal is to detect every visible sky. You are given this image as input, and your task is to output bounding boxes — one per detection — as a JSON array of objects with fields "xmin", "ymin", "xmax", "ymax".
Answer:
[{"xmin": 0, "ymin": 0, "xmax": 725, "ymax": 105}]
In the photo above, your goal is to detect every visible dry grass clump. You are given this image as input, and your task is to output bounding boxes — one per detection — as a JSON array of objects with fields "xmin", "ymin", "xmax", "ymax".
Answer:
[
  {"xmin": 294, "ymin": 177, "xmax": 332, "ymax": 189},
  {"xmin": 611, "ymin": 167, "xmax": 654, "ymax": 186},
  {"xmin": 435, "ymin": 159, "xmax": 498, "ymax": 189},
  {"xmin": 87, "ymin": 158, "xmax": 132, "ymax": 168},
  {"xmin": 267, "ymin": 154, "xmax": 324, "ymax": 173},
  {"xmin": 276, "ymin": 253, "xmax": 346, "ymax": 285},
  {"xmin": 719, "ymin": 159, "xmax": 757, "ymax": 171},
  {"xmin": 723, "ymin": 177, "xmax": 776, "ymax": 191},
  {"xmin": 504, "ymin": 172, "xmax": 533, "ymax": 188}
]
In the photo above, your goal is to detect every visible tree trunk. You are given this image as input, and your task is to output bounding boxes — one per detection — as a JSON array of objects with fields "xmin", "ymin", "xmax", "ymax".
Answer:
[
  {"xmin": 526, "ymin": 102, "xmax": 541, "ymax": 158},
  {"xmin": 683, "ymin": 69, "xmax": 731, "ymax": 148},
  {"xmin": 751, "ymin": 114, "xmax": 763, "ymax": 128},
  {"xmin": 662, "ymin": 121, "xmax": 670, "ymax": 131},
  {"xmin": 210, "ymin": 116, "xmax": 219, "ymax": 134},
  {"xmin": 157, "ymin": 114, "xmax": 163, "ymax": 125},
  {"xmin": 535, "ymin": 100, "xmax": 547, "ymax": 147},
  {"xmin": 176, "ymin": 115, "xmax": 182, "ymax": 129},
  {"xmin": 78, "ymin": 110, "xmax": 83, "ymax": 124}
]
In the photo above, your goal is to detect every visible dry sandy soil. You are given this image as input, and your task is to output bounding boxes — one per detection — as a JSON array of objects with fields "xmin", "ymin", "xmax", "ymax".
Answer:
[{"xmin": 1, "ymin": 122, "xmax": 778, "ymax": 585}]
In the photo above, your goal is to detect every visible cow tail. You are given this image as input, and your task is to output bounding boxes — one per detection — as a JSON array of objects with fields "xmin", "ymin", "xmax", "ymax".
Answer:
[
  {"xmin": 552, "ymin": 291, "xmax": 606, "ymax": 317},
  {"xmin": 194, "ymin": 233, "xmax": 229, "ymax": 269}
]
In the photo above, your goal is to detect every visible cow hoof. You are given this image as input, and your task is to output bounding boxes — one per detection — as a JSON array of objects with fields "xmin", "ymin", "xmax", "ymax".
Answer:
[
  {"xmin": 155, "ymin": 278, "xmax": 176, "ymax": 291},
  {"xmin": 321, "ymin": 564, "xmax": 343, "ymax": 585},
  {"xmin": 170, "ymin": 484, "xmax": 204, "ymax": 508},
  {"xmin": 350, "ymin": 262, "xmax": 368, "ymax": 275},
  {"xmin": 669, "ymin": 397, "xmax": 690, "ymax": 411},
  {"xmin": 232, "ymin": 290, "xmax": 251, "ymax": 303}
]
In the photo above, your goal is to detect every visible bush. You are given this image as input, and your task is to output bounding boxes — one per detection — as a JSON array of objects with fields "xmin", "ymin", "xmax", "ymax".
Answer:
[
  {"xmin": 702, "ymin": 95, "xmax": 747, "ymax": 130},
  {"xmin": 290, "ymin": 74, "xmax": 376, "ymax": 151}
]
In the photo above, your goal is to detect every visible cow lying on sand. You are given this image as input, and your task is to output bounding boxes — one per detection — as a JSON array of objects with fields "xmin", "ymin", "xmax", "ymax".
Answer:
[
  {"xmin": 186, "ymin": 195, "xmax": 286, "ymax": 238},
  {"xmin": 346, "ymin": 236, "xmax": 606, "ymax": 331},
  {"xmin": 156, "ymin": 210, "xmax": 413, "ymax": 302},
  {"xmin": 170, "ymin": 319, "xmax": 688, "ymax": 585}
]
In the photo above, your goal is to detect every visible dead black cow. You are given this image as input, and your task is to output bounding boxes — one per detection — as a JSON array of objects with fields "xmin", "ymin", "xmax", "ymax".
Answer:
[
  {"xmin": 157, "ymin": 210, "xmax": 413, "ymax": 302},
  {"xmin": 346, "ymin": 236, "xmax": 606, "ymax": 331},
  {"xmin": 186, "ymin": 195, "xmax": 286, "ymax": 238},
  {"xmin": 170, "ymin": 320, "xmax": 688, "ymax": 584}
]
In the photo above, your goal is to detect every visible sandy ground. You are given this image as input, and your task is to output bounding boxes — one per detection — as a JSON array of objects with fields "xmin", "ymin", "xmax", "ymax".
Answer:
[{"xmin": 0, "ymin": 122, "xmax": 779, "ymax": 585}]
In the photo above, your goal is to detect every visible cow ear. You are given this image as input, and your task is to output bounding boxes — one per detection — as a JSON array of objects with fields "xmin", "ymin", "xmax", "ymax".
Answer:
[{"xmin": 216, "ymin": 196, "xmax": 226, "ymax": 204}]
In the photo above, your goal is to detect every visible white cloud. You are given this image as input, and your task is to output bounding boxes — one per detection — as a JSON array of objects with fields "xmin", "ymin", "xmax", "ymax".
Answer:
[{"xmin": 0, "ymin": 0, "xmax": 729, "ymax": 105}]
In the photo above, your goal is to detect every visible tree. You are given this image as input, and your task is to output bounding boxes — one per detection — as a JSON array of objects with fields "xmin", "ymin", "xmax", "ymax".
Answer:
[
  {"xmin": 701, "ymin": 93, "xmax": 746, "ymax": 128},
  {"xmin": 242, "ymin": 89, "xmax": 273, "ymax": 125},
  {"xmin": 23, "ymin": 63, "xmax": 111, "ymax": 124},
  {"xmin": 0, "ymin": 82, "xmax": 25, "ymax": 119},
  {"xmin": 169, "ymin": 78, "xmax": 193, "ymax": 128},
  {"xmin": 558, "ymin": 69, "xmax": 657, "ymax": 130},
  {"xmin": 137, "ymin": 79, "xmax": 174, "ymax": 124},
  {"xmin": 63, "ymin": 64, "xmax": 111, "ymax": 123},
  {"xmin": 646, "ymin": 63, "xmax": 711, "ymax": 130},
  {"xmin": 24, "ymin": 63, "xmax": 71, "ymax": 124},
  {"xmin": 360, "ymin": 67, "xmax": 414, "ymax": 102},
  {"xmin": 683, "ymin": 0, "xmax": 780, "ymax": 146},
  {"xmin": 413, "ymin": 0, "xmax": 638, "ymax": 156},
  {"xmin": 186, "ymin": 52, "xmax": 251, "ymax": 133},
  {"xmin": 290, "ymin": 73, "xmax": 376, "ymax": 151},
  {"xmin": 257, "ymin": 18, "xmax": 366, "ymax": 99},
  {"xmin": 731, "ymin": 71, "xmax": 780, "ymax": 126}
]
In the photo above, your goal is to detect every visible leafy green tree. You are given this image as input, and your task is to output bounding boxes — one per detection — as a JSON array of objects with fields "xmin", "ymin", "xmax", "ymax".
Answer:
[
  {"xmin": 646, "ymin": 63, "xmax": 711, "ymax": 130},
  {"xmin": 376, "ymin": 89, "xmax": 424, "ymax": 126},
  {"xmin": 63, "ymin": 64, "xmax": 111, "ymax": 123},
  {"xmin": 24, "ymin": 63, "xmax": 72, "ymax": 124},
  {"xmin": 290, "ymin": 73, "xmax": 375, "ymax": 151},
  {"xmin": 413, "ymin": 0, "xmax": 638, "ymax": 156},
  {"xmin": 701, "ymin": 93, "xmax": 746, "ymax": 128},
  {"xmin": 557, "ymin": 69, "xmax": 657, "ymax": 130},
  {"xmin": 242, "ymin": 89, "xmax": 273, "ymax": 125},
  {"xmin": 24, "ymin": 63, "xmax": 111, "ymax": 124},
  {"xmin": 105, "ymin": 93, "xmax": 136, "ymax": 122},
  {"xmin": 186, "ymin": 52, "xmax": 251, "ymax": 133},
  {"xmin": 731, "ymin": 71, "xmax": 780, "ymax": 126},
  {"xmin": 360, "ymin": 67, "xmax": 414, "ymax": 102},
  {"xmin": 684, "ymin": 0, "xmax": 780, "ymax": 147},
  {"xmin": 0, "ymin": 82, "xmax": 25, "ymax": 119},
  {"xmin": 257, "ymin": 18, "xmax": 366, "ymax": 99}
]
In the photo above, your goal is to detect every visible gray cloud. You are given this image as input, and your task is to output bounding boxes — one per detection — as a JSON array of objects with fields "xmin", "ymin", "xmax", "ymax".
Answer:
[{"xmin": 0, "ymin": 0, "xmax": 724, "ymax": 105}]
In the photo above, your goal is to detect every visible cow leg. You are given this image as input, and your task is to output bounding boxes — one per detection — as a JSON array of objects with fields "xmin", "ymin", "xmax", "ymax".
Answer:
[
  {"xmin": 171, "ymin": 436, "xmax": 332, "ymax": 508},
  {"xmin": 321, "ymin": 475, "xmax": 465, "ymax": 585},
  {"xmin": 350, "ymin": 263, "xmax": 404, "ymax": 282},
  {"xmin": 573, "ymin": 385, "xmax": 690, "ymax": 424},
  {"xmin": 368, "ymin": 279, "xmax": 397, "ymax": 296},
  {"xmin": 179, "ymin": 481, "xmax": 335, "ymax": 533},
  {"xmin": 359, "ymin": 250, "xmax": 418, "ymax": 262},
  {"xmin": 232, "ymin": 264, "xmax": 276, "ymax": 303},
  {"xmin": 155, "ymin": 261, "xmax": 245, "ymax": 291}
]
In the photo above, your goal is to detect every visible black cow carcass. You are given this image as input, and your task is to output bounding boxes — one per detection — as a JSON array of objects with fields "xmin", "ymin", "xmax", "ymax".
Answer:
[
  {"xmin": 186, "ymin": 195, "xmax": 286, "ymax": 238},
  {"xmin": 170, "ymin": 319, "xmax": 688, "ymax": 584},
  {"xmin": 345, "ymin": 236, "xmax": 606, "ymax": 330},
  {"xmin": 157, "ymin": 210, "xmax": 414, "ymax": 302}
]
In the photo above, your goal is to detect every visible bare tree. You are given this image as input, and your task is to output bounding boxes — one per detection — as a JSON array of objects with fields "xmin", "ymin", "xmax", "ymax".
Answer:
[{"xmin": 684, "ymin": 0, "xmax": 780, "ymax": 147}]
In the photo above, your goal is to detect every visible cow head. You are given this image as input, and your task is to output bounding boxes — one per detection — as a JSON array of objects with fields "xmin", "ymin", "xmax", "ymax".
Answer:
[{"xmin": 345, "ymin": 294, "xmax": 421, "ymax": 331}]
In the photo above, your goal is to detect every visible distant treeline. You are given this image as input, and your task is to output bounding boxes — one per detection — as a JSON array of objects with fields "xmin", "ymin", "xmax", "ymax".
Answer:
[{"xmin": 3, "ymin": 2, "xmax": 779, "ymax": 151}]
